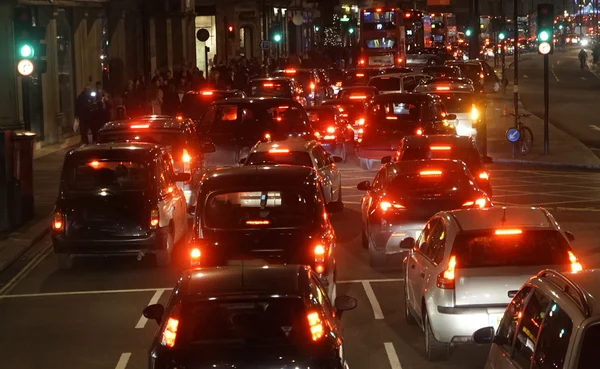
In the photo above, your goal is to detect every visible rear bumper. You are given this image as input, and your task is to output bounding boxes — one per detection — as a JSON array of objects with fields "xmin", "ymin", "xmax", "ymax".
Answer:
[
  {"xmin": 428, "ymin": 302, "xmax": 507, "ymax": 343},
  {"xmin": 52, "ymin": 227, "xmax": 169, "ymax": 255},
  {"xmin": 369, "ymin": 220, "xmax": 426, "ymax": 253}
]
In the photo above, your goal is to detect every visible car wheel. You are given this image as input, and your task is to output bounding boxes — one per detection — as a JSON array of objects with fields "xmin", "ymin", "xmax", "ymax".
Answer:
[
  {"xmin": 155, "ymin": 232, "xmax": 174, "ymax": 267},
  {"xmin": 368, "ymin": 243, "xmax": 386, "ymax": 268},
  {"xmin": 424, "ymin": 312, "xmax": 451, "ymax": 361},
  {"xmin": 404, "ymin": 277, "xmax": 417, "ymax": 325},
  {"xmin": 57, "ymin": 253, "xmax": 73, "ymax": 271},
  {"xmin": 359, "ymin": 158, "xmax": 374, "ymax": 170}
]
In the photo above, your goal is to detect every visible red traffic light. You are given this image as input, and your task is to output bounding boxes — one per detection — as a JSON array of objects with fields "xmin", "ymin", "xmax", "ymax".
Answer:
[{"xmin": 227, "ymin": 25, "xmax": 234, "ymax": 33}]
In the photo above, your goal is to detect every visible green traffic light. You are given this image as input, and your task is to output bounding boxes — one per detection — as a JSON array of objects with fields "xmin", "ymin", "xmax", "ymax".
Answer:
[
  {"xmin": 19, "ymin": 44, "xmax": 33, "ymax": 58},
  {"xmin": 315, "ymin": 26, "xmax": 320, "ymax": 31},
  {"xmin": 499, "ymin": 32, "xmax": 506, "ymax": 40},
  {"xmin": 349, "ymin": 28, "xmax": 354, "ymax": 34},
  {"xmin": 273, "ymin": 34, "xmax": 282, "ymax": 42},
  {"xmin": 539, "ymin": 30, "xmax": 550, "ymax": 41},
  {"xmin": 465, "ymin": 29, "xmax": 472, "ymax": 37}
]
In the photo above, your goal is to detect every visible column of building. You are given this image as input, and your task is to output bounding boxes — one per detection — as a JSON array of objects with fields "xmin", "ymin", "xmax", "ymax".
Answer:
[{"xmin": 0, "ymin": 1, "xmax": 20, "ymax": 130}]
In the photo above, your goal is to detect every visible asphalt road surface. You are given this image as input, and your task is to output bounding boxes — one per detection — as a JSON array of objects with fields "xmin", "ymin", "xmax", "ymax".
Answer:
[
  {"xmin": 518, "ymin": 47, "xmax": 600, "ymax": 155},
  {"xmin": 2, "ymin": 162, "xmax": 600, "ymax": 369}
]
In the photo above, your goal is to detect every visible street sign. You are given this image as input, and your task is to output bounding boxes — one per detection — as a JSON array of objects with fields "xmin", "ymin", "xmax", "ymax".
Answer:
[
  {"xmin": 17, "ymin": 59, "xmax": 34, "ymax": 76},
  {"xmin": 538, "ymin": 42, "xmax": 551, "ymax": 55},
  {"xmin": 196, "ymin": 28, "xmax": 209, "ymax": 42},
  {"xmin": 506, "ymin": 128, "xmax": 520, "ymax": 143},
  {"xmin": 259, "ymin": 40, "xmax": 271, "ymax": 50}
]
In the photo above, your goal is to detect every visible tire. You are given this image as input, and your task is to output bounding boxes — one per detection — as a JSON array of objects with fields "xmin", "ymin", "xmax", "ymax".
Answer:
[
  {"xmin": 359, "ymin": 158, "xmax": 374, "ymax": 170},
  {"xmin": 57, "ymin": 254, "xmax": 73, "ymax": 271},
  {"xmin": 361, "ymin": 229, "xmax": 369, "ymax": 249},
  {"xmin": 424, "ymin": 312, "xmax": 451, "ymax": 361},
  {"xmin": 404, "ymin": 275, "xmax": 417, "ymax": 325},
  {"xmin": 368, "ymin": 243, "xmax": 386, "ymax": 268},
  {"xmin": 155, "ymin": 232, "xmax": 174, "ymax": 267},
  {"xmin": 520, "ymin": 126, "xmax": 534, "ymax": 155}
]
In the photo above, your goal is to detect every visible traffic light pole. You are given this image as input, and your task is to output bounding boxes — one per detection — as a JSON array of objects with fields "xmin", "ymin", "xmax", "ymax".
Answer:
[
  {"xmin": 513, "ymin": 0, "xmax": 519, "ymax": 126},
  {"xmin": 22, "ymin": 77, "xmax": 31, "ymax": 131},
  {"xmin": 223, "ymin": 16, "xmax": 228, "ymax": 64},
  {"xmin": 544, "ymin": 54, "xmax": 550, "ymax": 155}
]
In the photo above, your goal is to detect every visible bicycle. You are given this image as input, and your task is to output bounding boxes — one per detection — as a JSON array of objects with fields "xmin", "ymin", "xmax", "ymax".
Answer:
[{"xmin": 508, "ymin": 112, "xmax": 534, "ymax": 155}]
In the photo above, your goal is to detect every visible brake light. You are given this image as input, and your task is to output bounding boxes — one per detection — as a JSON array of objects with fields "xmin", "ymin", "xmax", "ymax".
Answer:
[
  {"xmin": 264, "ymin": 133, "xmax": 271, "ymax": 141},
  {"xmin": 190, "ymin": 248, "xmax": 201, "ymax": 260},
  {"xmin": 358, "ymin": 59, "xmax": 366, "ymax": 65},
  {"xmin": 356, "ymin": 118, "xmax": 365, "ymax": 125},
  {"xmin": 568, "ymin": 251, "xmax": 583, "ymax": 272},
  {"xmin": 150, "ymin": 208, "xmax": 159, "ymax": 228},
  {"xmin": 130, "ymin": 124, "xmax": 150, "ymax": 129},
  {"xmin": 436, "ymin": 256, "xmax": 456, "ymax": 289},
  {"xmin": 479, "ymin": 171, "xmax": 489, "ymax": 180},
  {"xmin": 284, "ymin": 69, "xmax": 297, "ymax": 74},
  {"xmin": 176, "ymin": 115, "xmax": 183, "ymax": 120},
  {"xmin": 263, "ymin": 83, "xmax": 274, "ymax": 87},
  {"xmin": 182, "ymin": 149, "xmax": 191, "ymax": 163},
  {"xmin": 307, "ymin": 312, "xmax": 325, "ymax": 341},
  {"xmin": 397, "ymin": 57, "xmax": 403, "ymax": 64},
  {"xmin": 376, "ymin": 8, "xmax": 382, "ymax": 12},
  {"xmin": 161, "ymin": 317, "xmax": 179, "ymax": 348},
  {"xmin": 430, "ymin": 145, "xmax": 451, "ymax": 151},
  {"xmin": 201, "ymin": 91, "xmax": 213, "ymax": 95},
  {"xmin": 269, "ymin": 148, "xmax": 289, "ymax": 153},
  {"xmin": 416, "ymin": 128, "xmax": 423, "ymax": 135},
  {"xmin": 495, "ymin": 229, "xmax": 522, "ymax": 235},
  {"xmin": 480, "ymin": 72, "xmax": 485, "ymax": 79},
  {"xmin": 380, "ymin": 201, "xmax": 405, "ymax": 211},
  {"xmin": 326, "ymin": 126, "xmax": 336, "ymax": 134},
  {"xmin": 405, "ymin": 12, "xmax": 411, "ymax": 18},
  {"xmin": 349, "ymin": 95, "xmax": 366, "ymax": 100},
  {"xmin": 436, "ymin": 86, "xmax": 451, "ymax": 91},
  {"xmin": 53, "ymin": 211, "xmax": 63, "ymax": 230},
  {"xmin": 471, "ymin": 104, "xmax": 479, "ymax": 120},
  {"xmin": 356, "ymin": 73, "xmax": 365, "ymax": 77},
  {"xmin": 475, "ymin": 198, "xmax": 487, "ymax": 208},
  {"xmin": 89, "ymin": 160, "xmax": 100, "ymax": 168},
  {"xmin": 420, "ymin": 170, "xmax": 442, "ymax": 176},
  {"xmin": 315, "ymin": 265, "xmax": 325, "ymax": 274},
  {"xmin": 386, "ymin": 116, "xmax": 398, "ymax": 120},
  {"xmin": 310, "ymin": 82, "xmax": 315, "ymax": 90},
  {"xmin": 246, "ymin": 220, "xmax": 270, "ymax": 225},
  {"xmin": 336, "ymin": 81, "xmax": 342, "ymax": 87}
]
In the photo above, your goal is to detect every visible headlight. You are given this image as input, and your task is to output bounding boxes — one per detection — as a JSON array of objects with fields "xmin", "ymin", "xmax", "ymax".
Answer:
[{"xmin": 582, "ymin": 39, "xmax": 589, "ymax": 46}]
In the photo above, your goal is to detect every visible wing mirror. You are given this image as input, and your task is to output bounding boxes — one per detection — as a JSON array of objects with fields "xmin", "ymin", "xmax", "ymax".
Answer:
[
  {"xmin": 201, "ymin": 142, "xmax": 216, "ymax": 154},
  {"xmin": 399, "ymin": 237, "xmax": 415, "ymax": 250},
  {"xmin": 332, "ymin": 156, "xmax": 343, "ymax": 163},
  {"xmin": 446, "ymin": 113, "xmax": 457, "ymax": 120},
  {"xmin": 356, "ymin": 181, "xmax": 371, "ymax": 191},
  {"xmin": 326, "ymin": 201, "xmax": 344, "ymax": 213},
  {"xmin": 473, "ymin": 326, "xmax": 495, "ymax": 344},
  {"xmin": 381, "ymin": 156, "xmax": 392, "ymax": 164},
  {"xmin": 238, "ymin": 157, "xmax": 248, "ymax": 165},
  {"xmin": 334, "ymin": 295, "xmax": 358, "ymax": 319},
  {"xmin": 565, "ymin": 231, "xmax": 575, "ymax": 242},
  {"xmin": 482, "ymin": 156, "xmax": 493, "ymax": 164},
  {"xmin": 174, "ymin": 173, "xmax": 191, "ymax": 182},
  {"xmin": 142, "ymin": 304, "xmax": 165, "ymax": 325}
]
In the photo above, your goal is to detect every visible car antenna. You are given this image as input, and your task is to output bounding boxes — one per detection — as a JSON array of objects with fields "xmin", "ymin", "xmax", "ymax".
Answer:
[{"xmin": 500, "ymin": 190, "xmax": 508, "ymax": 226}]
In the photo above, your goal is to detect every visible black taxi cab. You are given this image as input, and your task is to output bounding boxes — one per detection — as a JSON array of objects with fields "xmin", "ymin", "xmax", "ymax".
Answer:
[
  {"xmin": 51, "ymin": 143, "xmax": 190, "ymax": 270},
  {"xmin": 98, "ymin": 115, "xmax": 215, "ymax": 212},
  {"xmin": 180, "ymin": 89, "xmax": 246, "ymax": 124},
  {"xmin": 247, "ymin": 77, "xmax": 307, "ymax": 106},
  {"xmin": 187, "ymin": 165, "xmax": 343, "ymax": 296}
]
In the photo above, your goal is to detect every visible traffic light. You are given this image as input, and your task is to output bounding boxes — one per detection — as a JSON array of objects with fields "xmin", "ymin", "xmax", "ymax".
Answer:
[
  {"xmin": 13, "ymin": 7, "xmax": 46, "ymax": 75},
  {"xmin": 271, "ymin": 24, "xmax": 282, "ymax": 42},
  {"xmin": 537, "ymin": 3, "xmax": 554, "ymax": 55},
  {"xmin": 348, "ymin": 27, "xmax": 354, "ymax": 34},
  {"xmin": 465, "ymin": 28, "xmax": 472, "ymax": 37},
  {"xmin": 227, "ymin": 25, "xmax": 235, "ymax": 40},
  {"xmin": 498, "ymin": 31, "xmax": 506, "ymax": 41}
]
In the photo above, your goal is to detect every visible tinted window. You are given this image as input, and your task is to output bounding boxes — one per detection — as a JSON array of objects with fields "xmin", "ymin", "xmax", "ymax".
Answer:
[
  {"xmin": 181, "ymin": 93, "xmax": 220, "ymax": 119},
  {"xmin": 453, "ymin": 65, "xmax": 481, "ymax": 82},
  {"xmin": 272, "ymin": 71, "xmax": 312, "ymax": 87},
  {"xmin": 98, "ymin": 130, "xmax": 185, "ymax": 152},
  {"xmin": 534, "ymin": 302, "xmax": 573, "ymax": 369},
  {"xmin": 203, "ymin": 190, "xmax": 310, "ymax": 229},
  {"xmin": 370, "ymin": 101, "xmax": 422, "ymax": 123},
  {"xmin": 245, "ymin": 151, "xmax": 313, "ymax": 167},
  {"xmin": 369, "ymin": 77, "xmax": 401, "ymax": 92},
  {"xmin": 426, "ymin": 220, "xmax": 446, "ymax": 264},
  {"xmin": 422, "ymin": 67, "xmax": 461, "ymax": 78},
  {"xmin": 513, "ymin": 290, "xmax": 552, "ymax": 368},
  {"xmin": 363, "ymin": 10, "xmax": 395, "ymax": 23},
  {"xmin": 400, "ymin": 147, "xmax": 481, "ymax": 169},
  {"xmin": 496, "ymin": 286, "xmax": 531, "ymax": 352},
  {"xmin": 68, "ymin": 160, "xmax": 149, "ymax": 191},
  {"xmin": 402, "ymin": 76, "xmax": 417, "ymax": 91},
  {"xmin": 387, "ymin": 169, "xmax": 472, "ymax": 197},
  {"xmin": 451, "ymin": 230, "xmax": 571, "ymax": 268},
  {"xmin": 249, "ymin": 81, "xmax": 290, "ymax": 97},
  {"xmin": 578, "ymin": 323, "xmax": 600, "ymax": 369},
  {"xmin": 307, "ymin": 109, "xmax": 337, "ymax": 129}
]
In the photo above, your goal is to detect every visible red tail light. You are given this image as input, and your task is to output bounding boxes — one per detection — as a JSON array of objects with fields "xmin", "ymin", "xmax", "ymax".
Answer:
[
  {"xmin": 437, "ymin": 256, "xmax": 456, "ymax": 289},
  {"xmin": 568, "ymin": 251, "xmax": 583, "ymax": 272},
  {"xmin": 161, "ymin": 317, "xmax": 179, "ymax": 348},
  {"xmin": 416, "ymin": 128, "xmax": 423, "ymax": 135},
  {"xmin": 53, "ymin": 211, "xmax": 63, "ymax": 231},
  {"xmin": 182, "ymin": 149, "xmax": 191, "ymax": 163},
  {"xmin": 479, "ymin": 72, "xmax": 485, "ymax": 79},
  {"xmin": 310, "ymin": 82, "xmax": 316, "ymax": 90},
  {"xmin": 463, "ymin": 198, "xmax": 488, "ymax": 208},
  {"xmin": 326, "ymin": 126, "xmax": 336, "ymax": 134},
  {"xmin": 495, "ymin": 229, "xmax": 522, "ymax": 235},
  {"xmin": 263, "ymin": 83, "xmax": 274, "ymax": 87},
  {"xmin": 307, "ymin": 312, "xmax": 325, "ymax": 341},
  {"xmin": 358, "ymin": 59, "xmax": 366, "ymax": 65},
  {"xmin": 436, "ymin": 86, "xmax": 451, "ymax": 91},
  {"xmin": 314, "ymin": 244, "xmax": 326, "ymax": 262},
  {"xmin": 190, "ymin": 248, "xmax": 201, "ymax": 266},
  {"xmin": 430, "ymin": 145, "xmax": 451, "ymax": 151},
  {"xmin": 269, "ymin": 148, "xmax": 289, "ymax": 153},
  {"xmin": 420, "ymin": 170, "xmax": 442, "ymax": 176},
  {"xmin": 201, "ymin": 91, "xmax": 213, "ymax": 95},
  {"xmin": 397, "ymin": 57, "xmax": 403, "ymax": 64},
  {"xmin": 386, "ymin": 116, "xmax": 398, "ymax": 120},
  {"xmin": 478, "ymin": 171, "xmax": 489, "ymax": 180},
  {"xmin": 379, "ymin": 201, "xmax": 405, "ymax": 212},
  {"xmin": 349, "ymin": 95, "xmax": 366, "ymax": 100},
  {"xmin": 150, "ymin": 208, "xmax": 160, "ymax": 228},
  {"xmin": 246, "ymin": 220, "xmax": 270, "ymax": 225},
  {"xmin": 130, "ymin": 124, "xmax": 150, "ymax": 129}
]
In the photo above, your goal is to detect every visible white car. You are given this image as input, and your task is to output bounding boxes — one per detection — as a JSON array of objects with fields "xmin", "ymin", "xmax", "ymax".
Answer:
[
  {"xmin": 403, "ymin": 206, "xmax": 582, "ymax": 361},
  {"xmin": 367, "ymin": 72, "xmax": 432, "ymax": 94},
  {"xmin": 241, "ymin": 137, "xmax": 343, "ymax": 204}
]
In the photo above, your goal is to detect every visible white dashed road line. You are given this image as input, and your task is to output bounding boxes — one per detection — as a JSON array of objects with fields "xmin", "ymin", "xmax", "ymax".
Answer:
[
  {"xmin": 338, "ymin": 278, "xmax": 404, "ymax": 284},
  {"xmin": 0, "ymin": 287, "xmax": 172, "ymax": 299},
  {"xmin": 0, "ymin": 241, "xmax": 52, "ymax": 296},
  {"xmin": 135, "ymin": 288, "xmax": 168, "ymax": 328},
  {"xmin": 384, "ymin": 342, "xmax": 403, "ymax": 369},
  {"xmin": 361, "ymin": 281, "xmax": 384, "ymax": 320},
  {"xmin": 114, "ymin": 353, "xmax": 131, "ymax": 369}
]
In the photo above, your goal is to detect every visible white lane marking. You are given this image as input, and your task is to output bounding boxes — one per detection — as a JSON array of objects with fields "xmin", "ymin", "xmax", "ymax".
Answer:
[
  {"xmin": 551, "ymin": 65, "xmax": 560, "ymax": 82},
  {"xmin": 135, "ymin": 288, "xmax": 167, "ymax": 329},
  {"xmin": 555, "ymin": 207, "xmax": 600, "ymax": 212},
  {"xmin": 384, "ymin": 342, "xmax": 403, "ymax": 369},
  {"xmin": 0, "ymin": 241, "xmax": 52, "ymax": 296},
  {"xmin": 589, "ymin": 125, "xmax": 600, "ymax": 131},
  {"xmin": 0, "ymin": 287, "xmax": 172, "ymax": 299},
  {"xmin": 343, "ymin": 201, "xmax": 361, "ymax": 204},
  {"xmin": 114, "ymin": 353, "xmax": 131, "ymax": 369},
  {"xmin": 338, "ymin": 278, "xmax": 404, "ymax": 284},
  {"xmin": 361, "ymin": 281, "xmax": 384, "ymax": 320},
  {"xmin": 581, "ymin": 77, "xmax": 587, "ymax": 80}
]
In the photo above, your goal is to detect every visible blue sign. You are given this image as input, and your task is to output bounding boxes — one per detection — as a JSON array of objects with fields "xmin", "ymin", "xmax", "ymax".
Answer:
[
  {"xmin": 258, "ymin": 40, "xmax": 271, "ymax": 50},
  {"xmin": 506, "ymin": 128, "xmax": 520, "ymax": 143}
]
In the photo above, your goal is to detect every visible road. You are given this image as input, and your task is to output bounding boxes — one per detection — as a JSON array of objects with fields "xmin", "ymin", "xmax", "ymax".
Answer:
[
  {"xmin": 2, "ymin": 162, "xmax": 600, "ymax": 369},
  {"xmin": 518, "ymin": 47, "xmax": 600, "ymax": 155}
]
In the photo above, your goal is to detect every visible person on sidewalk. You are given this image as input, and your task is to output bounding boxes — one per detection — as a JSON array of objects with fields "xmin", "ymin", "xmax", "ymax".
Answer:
[
  {"xmin": 579, "ymin": 49, "xmax": 588, "ymax": 70},
  {"xmin": 75, "ymin": 86, "xmax": 95, "ymax": 144}
]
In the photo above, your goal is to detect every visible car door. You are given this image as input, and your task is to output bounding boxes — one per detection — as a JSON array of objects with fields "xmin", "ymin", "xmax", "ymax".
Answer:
[
  {"xmin": 312, "ymin": 146, "xmax": 334, "ymax": 202},
  {"xmin": 161, "ymin": 153, "xmax": 187, "ymax": 242},
  {"xmin": 406, "ymin": 218, "xmax": 436, "ymax": 315},
  {"xmin": 364, "ymin": 168, "xmax": 386, "ymax": 239},
  {"xmin": 531, "ymin": 301, "xmax": 573, "ymax": 369}
]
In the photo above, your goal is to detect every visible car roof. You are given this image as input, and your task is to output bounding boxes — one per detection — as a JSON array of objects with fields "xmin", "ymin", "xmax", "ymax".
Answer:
[
  {"xmin": 403, "ymin": 135, "xmax": 475, "ymax": 148},
  {"xmin": 185, "ymin": 89, "xmax": 239, "ymax": 95},
  {"xmin": 101, "ymin": 115, "xmax": 190, "ymax": 131},
  {"xmin": 179, "ymin": 265, "xmax": 309, "ymax": 297},
  {"xmin": 66, "ymin": 142, "xmax": 164, "ymax": 162},
  {"xmin": 374, "ymin": 92, "xmax": 436, "ymax": 103},
  {"xmin": 250, "ymin": 137, "xmax": 318, "ymax": 153},
  {"xmin": 446, "ymin": 206, "xmax": 555, "ymax": 231},
  {"xmin": 70, "ymin": 142, "xmax": 160, "ymax": 153},
  {"xmin": 201, "ymin": 165, "xmax": 319, "ymax": 190},
  {"xmin": 557, "ymin": 270, "xmax": 600, "ymax": 316}
]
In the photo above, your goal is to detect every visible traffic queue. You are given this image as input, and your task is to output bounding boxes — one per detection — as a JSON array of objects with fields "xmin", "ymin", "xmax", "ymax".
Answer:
[{"xmin": 49, "ymin": 62, "xmax": 591, "ymax": 369}]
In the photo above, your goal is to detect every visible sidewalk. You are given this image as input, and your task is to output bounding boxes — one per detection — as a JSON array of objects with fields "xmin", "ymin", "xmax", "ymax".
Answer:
[{"xmin": 0, "ymin": 136, "xmax": 79, "ymax": 273}]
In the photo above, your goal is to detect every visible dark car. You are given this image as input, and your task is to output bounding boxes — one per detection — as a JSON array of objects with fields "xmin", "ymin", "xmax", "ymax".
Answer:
[
  {"xmin": 356, "ymin": 159, "xmax": 492, "ymax": 267},
  {"xmin": 314, "ymin": 68, "xmax": 335, "ymax": 99},
  {"xmin": 355, "ymin": 93, "xmax": 457, "ymax": 170},
  {"xmin": 382, "ymin": 135, "xmax": 493, "ymax": 196},
  {"xmin": 421, "ymin": 65, "xmax": 462, "ymax": 78},
  {"xmin": 321, "ymin": 99, "xmax": 370, "ymax": 142},
  {"xmin": 248, "ymin": 77, "xmax": 307, "ymax": 106},
  {"xmin": 51, "ymin": 143, "xmax": 190, "ymax": 270},
  {"xmin": 382, "ymin": 67, "xmax": 414, "ymax": 74},
  {"xmin": 342, "ymin": 68, "xmax": 384, "ymax": 86},
  {"xmin": 142, "ymin": 265, "xmax": 357, "ymax": 369},
  {"xmin": 272, "ymin": 69, "xmax": 325, "ymax": 106},
  {"xmin": 188, "ymin": 165, "xmax": 343, "ymax": 294},
  {"xmin": 443, "ymin": 60, "xmax": 486, "ymax": 93},
  {"xmin": 180, "ymin": 89, "xmax": 246, "ymax": 123},
  {"xmin": 98, "ymin": 115, "xmax": 215, "ymax": 212},
  {"xmin": 336, "ymin": 85, "xmax": 379, "ymax": 101},
  {"xmin": 198, "ymin": 98, "xmax": 315, "ymax": 168},
  {"xmin": 306, "ymin": 105, "xmax": 354, "ymax": 161}
]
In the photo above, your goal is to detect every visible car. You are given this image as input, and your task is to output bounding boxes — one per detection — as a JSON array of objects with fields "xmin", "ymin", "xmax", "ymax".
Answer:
[
  {"xmin": 336, "ymin": 85, "xmax": 379, "ymax": 101},
  {"xmin": 403, "ymin": 206, "xmax": 582, "ymax": 361},
  {"xmin": 355, "ymin": 93, "xmax": 457, "ymax": 170},
  {"xmin": 314, "ymin": 68, "xmax": 335, "ymax": 99},
  {"xmin": 306, "ymin": 105, "xmax": 355, "ymax": 162},
  {"xmin": 367, "ymin": 73, "xmax": 432, "ymax": 94},
  {"xmin": 382, "ymin": 66, "xmax": 414, "ymax": 74},
  {"xmin": 356, "ymin": 159, "xmax": 492, "ymax": 268},
  {"xmin": 443, "ymin": 60, "xmax": 486, "ymax": 93},
  {"xmin": 242, "ymin": 137, "xmax": 343, "ymax": 204},
  {"xmin": 247, "ymin": 77, "xmax": 307, "ymax": 106},
  {"xmin": 474, "ymin": 268, "xmax": 599, "ymax": 369},
  {"xmin": 382, "ymin": 135, "xmax": 493, "ymax": 196},
  {"xmin": 51, "ymin": 143, "xmax": 190, "ymax": 269},
  {"xmin": 406, "ymin": 49, "xmax": 443, "ymax": 67},
  {"xmin": 321, "ymin": 99, "xmax": 369, "ymax": 142},
  {"xmin": 188, "ymin": 165, "xmax": 344, "ymax": 295},
  {"xmin": 142, "ymin": 265, "xmax": 358, "ymax": 369},
  {"xmin": 342, "ymin": 68, "xmax": 384, "ymax": 86},
  {"xmin": 421, "ymin": 65, "xmax": 462, "ymax": 78},
  {"xmin": 98, "ymin": 115, "xmax": 215, "ymax": 211},
  {"xmin": 197, "ymin": 97, "xmax": 315, "ymax": 168},
  {"xmin": 414, "ymin": 78, "xmax": 482, "ymax": 138},
  {"xmin": 272, "ymin": 68, "xmax": 325, "ymax": 106},
  {"xmin": 180, "ymin": 89, "xmax": 246, "ymax": 125}
]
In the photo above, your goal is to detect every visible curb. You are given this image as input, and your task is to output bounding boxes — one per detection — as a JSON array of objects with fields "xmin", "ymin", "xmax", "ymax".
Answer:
[
  {"xmin": 492, "ymin": 157, "xmax": 600, "ymax": 170},
  {"xmin": 0, "ymin": 216, "xmax": 51, "ymax": 274}
]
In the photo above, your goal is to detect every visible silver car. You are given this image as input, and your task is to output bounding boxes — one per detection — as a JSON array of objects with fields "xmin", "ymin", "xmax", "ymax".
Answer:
[{"xmin": 403, "ymin": 206, "xmax": 581, "ymax": 361}]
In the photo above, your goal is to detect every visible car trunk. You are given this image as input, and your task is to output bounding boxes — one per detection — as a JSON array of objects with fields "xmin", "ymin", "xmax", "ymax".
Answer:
[{"xmin": 386, "ymin": 195, "xmax": 471, "ymax": 222}]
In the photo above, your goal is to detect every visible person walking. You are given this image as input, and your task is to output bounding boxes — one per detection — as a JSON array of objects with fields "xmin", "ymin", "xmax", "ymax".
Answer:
[
  {"xmin": 148, "ymin": 78, "xmax": 164, "ymax": 115},
  {"xmin": 75, "ymin": 86, "xmax": 94, "ymax": 144},
  {"xmin": 579, "ymin": 48, "xmax": 588, "ymax": 70}
]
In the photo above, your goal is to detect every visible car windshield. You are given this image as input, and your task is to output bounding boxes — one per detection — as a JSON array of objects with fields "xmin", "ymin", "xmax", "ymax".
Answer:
[
  {"xmin": 245, "ymin": 151, "xmax": 313, "ymax": 167},
  {"xmin": 67, "ymin": 160, "xmax": 149, "ymax": 191},
  {"xmin": 388, "ymin": 170, "xmax": 470, "ymax": 197},
  {"xmin": 438, "ymin": 94, "xmax": 474, "ymax": 113},
  {"xmin": 401, "ymin": 147, "xmax": 481, "ymax": 169},
  {"xmin": 451, "ymin": 230, "xmax": 571, "ymax": 268},
  {"xmin": 176, "ymin": 297, "xmax": 311, "ymax": 347},
  {"xmin": 249, "ymin": 81, "xmax": 289, "ymax": 97},
  {"xmin": 579, "ymin": 322, "xmax": 600, "ymax": 369},
  {"xmin": 369, "ymin": 77, "xmax": 400, "ymax": 92},
  {"xmin": 203, "ymin": 190, "xmax": 310, "ymax": 229}
]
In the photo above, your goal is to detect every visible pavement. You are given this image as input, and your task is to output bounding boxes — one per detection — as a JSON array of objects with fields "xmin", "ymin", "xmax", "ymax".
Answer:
[{"xmin": 2, "ymin": 160, "xmax": 600, "ymax": 369}]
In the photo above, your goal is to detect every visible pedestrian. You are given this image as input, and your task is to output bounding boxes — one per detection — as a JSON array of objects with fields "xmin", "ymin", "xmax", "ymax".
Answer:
[
  {"xmin": 122, "ymin": 80, "xmax": 137, "ymax": 117},
  {"xmin": 75, "ymin": 86, "xmax": 94, "ymax": 144},
  {"xmin": 147, "ymin": 78, "xmax": 164, "ymax": 115},
  {"xmin": 162, "ymin": 84, "xmax": 179, "ymax": 116}
]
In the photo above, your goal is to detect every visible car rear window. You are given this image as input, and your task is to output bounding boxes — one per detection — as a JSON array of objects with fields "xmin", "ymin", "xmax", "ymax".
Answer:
[
  {"xmin": 181, "ymin": 93, "xmax": 221, "ymax": 120},
  {"xmin": 245, "ymin": 151, "xmax": 313, "ymax": 167},
  {"xmin": 338, "ymin": 88, "xmax": 376, "ymax": 100},
  {"xmin": 388, "ymin": 170, "xmax": 470, "ymax": 197},
  {"xmin": 98, "ymin": 130, "xmax": 185, "ymax": 151},
  {"xmin": 453, "ymin": 65, "xmax": 481, "ymax": 81},
  {"xmin": 438, "ymin": 94, "xmax": 473, "ymax": 113},
  {"xmin": 272, "ymin": 71, "xmax": 311, "ymax": 86},
  {"xmin": 203, "ymin": 190, "xmax": 310, "ymax": 229},
  {"xmin": 249, "ymin": 81, "xmax": 289, "ymax": 97},
  {"xmin": 401, "ymin": 147, "xmax": 481, "ymax": 169},
  {"xmin": 307, "ymin": 109, "xmax": 336, "ymax": 129},
  {"xmin": 422, "ymin": 67, "xmax": 460, "ymax": 78},
  {"xmin": 451, "ymin": 230, "xmax": 571, "ymax": 268},
  {"xmin": 370, "ymin": 102, "xmax": 423, "ymax": 124},
  {"xmin": 369, "ymin": 77, "xmax": 401, "ymax": 92},
  {"xmin": 579, "ymin": 323, "xmax": 600, "ymax": 369},
  {"xmin": 177, "ymin": 297, "xmax": 311, "ymax": 346},
  {"xmin": 67, "ymin": 160, "xmax": 149, "ymax": 191}
]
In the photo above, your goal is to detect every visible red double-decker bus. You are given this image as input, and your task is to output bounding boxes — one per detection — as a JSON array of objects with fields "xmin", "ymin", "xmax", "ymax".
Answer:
[{"xmin": 358, "ymin": 7, "xmax": 406, "ymax": 68}]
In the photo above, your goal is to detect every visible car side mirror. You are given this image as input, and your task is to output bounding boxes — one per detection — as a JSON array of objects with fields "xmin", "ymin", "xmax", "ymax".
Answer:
[
  {"xmin": 446, "ymin": 114, "xmax": 457, "ymax": 120},
  {"xmin": 174, "ymin": 173, "xmax": 191, "ymax": 182},
  {"xmin": 399, "ymin": 237, "xmax": 415, "ymax": 250},
  {"xmin": 482, "ymin": 156, "xmax": 493, "ymax": 164},
  {"xmin": 326, "ymin": 201, "xmax": 344, "ymax": 213},
  {"xmin": 332, "ymin": 156, "xmax": 343, "ymax": 163},
  {"xmin": 565, "ymin": 231, "xmax": 575, "ymax": 242},
  {"xmin": 238, "ymin": 157, "xmax": 247, "ymax": 165},
  {"xmin": 472, "ymin": 326, "xmax": 495, "ymax": 344},
  {"xmin": 357, "ymin": 181, "xmax": 371, "ymax": 191},
  {"xmin": 381, "ymin": 156, "xmax": 392, "ymax": 164},
  {"xmin": 143, "ymin": 304, "xmax": 165, "ymax": 325},
  {"xmin": 334, "ymin": 295, "xmax": 357, "ymax": 319},
  {"xmin": 201, "ymin": 142, "xmax": 216, "ymax": 154}
]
